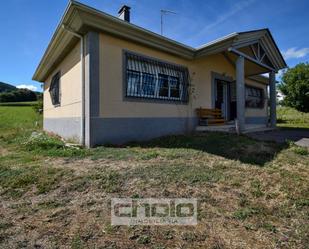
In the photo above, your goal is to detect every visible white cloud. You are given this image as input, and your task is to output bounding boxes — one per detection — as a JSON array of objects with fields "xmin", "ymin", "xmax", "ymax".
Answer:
[
  {"xmin": 277, "ymin": 69, "xmax": 286, "ymax": 78},
  {"xmin": 16, "ymin": 84, "xmax": 38, "ymax": 91},
  {"xmin": 281, "ymin": 47, "xmax": 309, "ymax": 60}
]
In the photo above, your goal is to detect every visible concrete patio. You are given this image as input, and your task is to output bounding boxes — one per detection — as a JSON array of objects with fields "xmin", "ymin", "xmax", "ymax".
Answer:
[{"xmin": 247, "ymin": 128, "xmax": 309, "ymax": 146}]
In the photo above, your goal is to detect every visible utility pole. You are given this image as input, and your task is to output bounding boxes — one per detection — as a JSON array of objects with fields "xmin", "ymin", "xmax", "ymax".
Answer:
[{"xmin": 160, "ymin": 9, "xmax": 177, "ymax": 36}]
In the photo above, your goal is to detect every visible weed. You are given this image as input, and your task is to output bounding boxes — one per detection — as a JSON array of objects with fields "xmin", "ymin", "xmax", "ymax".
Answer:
[
  {"xmin": 181, "ymin": 231, "xmax": 197, "ymax": 242},
  {"xmin": 233, "ymin": 207, "xmax": 260, "ymax": 220},
  {"xmin": 162, "ymin": 230, "xmax": 174, "ymax": 240},
  {"xmin": 250, "ymin": 180, "xmax": 264, "ymax": 197},
  {"xmin": 71, "ymin": 234, "xmax": 84, "ymax": 249},
  {"xmin": 238, "ymin": 194, "xmax": 249, "ymax": 207},
  {"xmin": 0, "ymin": 222, "xmax": 13, "ymax": 230},
  {"xmin": 261, "ymin": 223, "xmax": 277, "ymax": 233},
  {"xmin": 136, "ymin": 235, "xmax": 151, "ymax": 244},
  {"xmin": 292, "ymin": 146, "xmax": 308, "ymax": 156},
  {"xmin": 90, "ymin": 170, "xmax": 122, "ymax": 193}
]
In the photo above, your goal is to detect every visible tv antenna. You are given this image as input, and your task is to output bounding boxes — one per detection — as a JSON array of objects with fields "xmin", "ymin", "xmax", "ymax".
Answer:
[{"xmin": 160, "ymin": 9, "xmax": 177, "ymax": 36}]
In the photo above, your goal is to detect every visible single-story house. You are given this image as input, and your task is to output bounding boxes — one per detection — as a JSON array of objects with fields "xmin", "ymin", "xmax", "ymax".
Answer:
[{"xmin": 33, "ymin": 1, "xmax": 287, "ymax": 147}]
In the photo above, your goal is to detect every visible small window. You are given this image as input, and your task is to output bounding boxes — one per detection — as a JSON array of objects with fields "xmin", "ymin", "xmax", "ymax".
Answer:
[
  {"xmin": 49, "ymin": 72, "xmax": 61, "ymax": 106},
  {"xmin": 125, "ymin": 52, "xmax": 189, "ymax": 102},
  {"xmin": 245, "ymin": 85, "xmax": 264, "ymax": 108}
]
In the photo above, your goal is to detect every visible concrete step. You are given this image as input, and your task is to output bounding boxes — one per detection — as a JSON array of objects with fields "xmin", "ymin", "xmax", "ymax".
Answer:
[{"xmin": 196, "ymin": 125, "xmax": 236, "ymax": 133}]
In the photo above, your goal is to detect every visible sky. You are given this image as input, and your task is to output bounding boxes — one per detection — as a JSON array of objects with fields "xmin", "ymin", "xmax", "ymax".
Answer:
[{"xmin": 0, "ymin": 0, "xmax": 308, "ymax": 92}]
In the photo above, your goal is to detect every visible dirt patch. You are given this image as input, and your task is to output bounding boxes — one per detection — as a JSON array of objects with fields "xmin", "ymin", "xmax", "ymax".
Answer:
[{"xmin": 0, "ymin": 146, "xmax": 9, "ymax": 156}]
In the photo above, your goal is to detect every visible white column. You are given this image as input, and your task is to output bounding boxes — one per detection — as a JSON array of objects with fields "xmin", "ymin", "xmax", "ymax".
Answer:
[
  {"xmin": 269, "ymin": 71, "xmax": 276, "ymax": 127},
  {"xmin": 236, "ymin": 56, "xmax": 245, "ymax": 132}
]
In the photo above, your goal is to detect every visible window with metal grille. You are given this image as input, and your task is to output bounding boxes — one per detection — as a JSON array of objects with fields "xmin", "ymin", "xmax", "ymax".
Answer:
[
  {"xmin": 49, "ymin": 72, "xmax": 60, "ymax": 106},
  {"xmin": 125, "ymin": 52, "xmax": 189, "ymax": 102},
  {"xmin": 245, "ymin": 85, "xmax": 264, "ymax": 108}
]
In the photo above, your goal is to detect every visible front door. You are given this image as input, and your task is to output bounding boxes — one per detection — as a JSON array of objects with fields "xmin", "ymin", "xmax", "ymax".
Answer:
[{"xmin": 215, "ymin": 80, "xmax": 229, "ymax": 120}]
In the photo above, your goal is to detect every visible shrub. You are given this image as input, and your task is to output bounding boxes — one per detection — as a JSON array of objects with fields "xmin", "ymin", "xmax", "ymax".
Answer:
[
  {"xmin": 23, "ymin": 132, "xmax": 65, "ymax": 151},
  {"xmin": 32, "ymin": 99, "xmax": 43, "ymax": 113},
  {"xmin": 21, "ymin": 132, "xmax": 90, "ymax": 157}
]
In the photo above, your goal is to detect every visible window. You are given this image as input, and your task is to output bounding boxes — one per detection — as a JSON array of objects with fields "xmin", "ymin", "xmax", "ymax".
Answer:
[
  {"xmin": 125, "ymin": 52, "xmax": 189, "ymax": 102},
  {"xmin": 49, "ymin": 72, "xmax": 61, "ymax": 106},
  {"xmin": 245, "ymin": 85, "xmax": 264, "ymax": 108}
]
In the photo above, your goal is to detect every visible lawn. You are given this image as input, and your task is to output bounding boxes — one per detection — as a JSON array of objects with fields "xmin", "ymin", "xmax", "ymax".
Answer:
[
  {"xmin": 277, "ymin": 106, "xmax": 309, "ymax": 129},
  {"xmin": 0, "ymin": 104, "xmax": 308, "ymax": 249}
]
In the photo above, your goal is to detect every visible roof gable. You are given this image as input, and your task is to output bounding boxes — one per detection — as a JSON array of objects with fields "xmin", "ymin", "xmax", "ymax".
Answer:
[{"xmin": 196, "ymin": 29, "xmax": 286, "ymax": 70}]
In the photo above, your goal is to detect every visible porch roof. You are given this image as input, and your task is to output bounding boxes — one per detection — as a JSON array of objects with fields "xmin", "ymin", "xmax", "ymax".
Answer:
[{"xmin": 33, "ymin": 0, "xmax": 287, "ymax": 82}]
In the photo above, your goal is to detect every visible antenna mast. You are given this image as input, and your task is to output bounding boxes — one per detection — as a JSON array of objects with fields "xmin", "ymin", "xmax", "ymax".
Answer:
[{"xmin": 160, "ymin": 9, "xmax": 177, "ymax": 36}]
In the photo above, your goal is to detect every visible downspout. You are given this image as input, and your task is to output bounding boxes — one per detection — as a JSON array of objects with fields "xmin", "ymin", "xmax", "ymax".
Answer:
[{"xmin": 62, "ymin": 25, "xmax": 85, "ymax": 146}]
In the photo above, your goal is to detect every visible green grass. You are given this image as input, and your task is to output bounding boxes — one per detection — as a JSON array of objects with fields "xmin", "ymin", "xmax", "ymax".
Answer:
[
  {"xmin": 277, "ymin": 106, "xmax": 309, "ymax": 128},
  {"xmin": 0, "ymin": 104, "xmax": 41, "ymax": 131},
  {"xmin": 0, "ymin": 104, "xmax": 308, "ymax": 248},
  {"xmin": 0, "ymin": 104, "xmax": 91, "ymax": 158},
  {"xmin": 0, "ymin": 161, "xmax": 71, "ymax": 197}
]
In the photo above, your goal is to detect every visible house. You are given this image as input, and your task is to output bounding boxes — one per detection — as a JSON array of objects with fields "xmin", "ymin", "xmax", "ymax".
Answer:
[{"xmin": 32, "ymin": 1, "xmax": 287, "ymax": 147}]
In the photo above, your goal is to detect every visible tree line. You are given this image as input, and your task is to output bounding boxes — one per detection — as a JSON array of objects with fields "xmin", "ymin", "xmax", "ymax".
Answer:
[{"xmin": 0, "ymin": 88, "xmax": 38, "ymax": 102}]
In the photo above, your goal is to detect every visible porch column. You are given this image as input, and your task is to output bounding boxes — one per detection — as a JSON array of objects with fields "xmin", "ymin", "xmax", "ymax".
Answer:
[
  {"xmin": 269, "ymin": 71, "xmax": 277, "ymax": 127},
  {"xmin": 236, "ymin": 56, "xmax": 245, "ymax": 132}
]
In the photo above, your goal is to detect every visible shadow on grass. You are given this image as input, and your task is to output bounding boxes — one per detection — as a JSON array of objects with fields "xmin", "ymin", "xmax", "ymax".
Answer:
[
  {"xmin": 278, "ymin": 126, "xmax": 309, "ymax": 132},
  {"xmin": 248, "ymin": 127, "xmax": 309, "ymax": 144},
  {"xmin": 124, "ymin": 133, "xmax": 288, "ymax": 166}
]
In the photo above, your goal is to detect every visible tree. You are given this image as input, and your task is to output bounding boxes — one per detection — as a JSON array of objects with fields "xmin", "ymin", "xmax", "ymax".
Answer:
[
  {"xmin": 279, "ymin": 63, "xmax": 309, "ymax": 112},
  {"xmin": 0, "ymin": 89, "xmax": 37, "ymax": 102}
]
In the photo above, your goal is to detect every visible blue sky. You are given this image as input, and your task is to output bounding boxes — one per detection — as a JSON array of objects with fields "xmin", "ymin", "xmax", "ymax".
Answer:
[{"xmin": 1, "ymin": 0, "xmax": 308, "ymax": 91}]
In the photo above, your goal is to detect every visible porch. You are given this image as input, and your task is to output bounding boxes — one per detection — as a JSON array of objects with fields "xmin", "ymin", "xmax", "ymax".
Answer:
[{"xmin": 194, "ymin": 29, "xmax": 287, "ymax": 133}]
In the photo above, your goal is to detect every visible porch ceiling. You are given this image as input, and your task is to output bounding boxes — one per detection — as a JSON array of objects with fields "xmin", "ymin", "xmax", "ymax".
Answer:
[{"xmin": 224, "ymin": 51, "xmax": 272, "ymax": 76}]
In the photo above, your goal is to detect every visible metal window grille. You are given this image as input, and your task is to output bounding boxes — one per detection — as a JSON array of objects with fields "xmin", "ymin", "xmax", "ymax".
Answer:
[
  {"xmin": 49, "ymin": 72, "xmax": 60, "ymax": 105},
  {"xmin": 245, "ymin": 85, "xmax": 264, "ymax": 108},
  {"xmin": 125, "ymin": 52, "xmax": 189, "ymax": 102}
]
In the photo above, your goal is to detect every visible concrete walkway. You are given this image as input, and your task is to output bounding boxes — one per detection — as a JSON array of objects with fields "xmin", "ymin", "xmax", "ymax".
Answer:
[{"xmin": 248, "ymin": 128, "xmax": 309, "ymax": 147}]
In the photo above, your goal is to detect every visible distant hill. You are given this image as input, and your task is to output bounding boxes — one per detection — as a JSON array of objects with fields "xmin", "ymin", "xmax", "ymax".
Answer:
[
  {"xmin": 0, "ymin": 81, "xmax": 41, "ymax": 103},
  {"xmin": 0, "ymin": 82, "xmax": 17, "ymax": 93}
]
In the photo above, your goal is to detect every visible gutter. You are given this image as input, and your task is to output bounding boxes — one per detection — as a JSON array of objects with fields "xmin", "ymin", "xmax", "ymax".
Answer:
[{"xmin": 62, "ymin": 25, "xmax": 85, "ymax": 146}]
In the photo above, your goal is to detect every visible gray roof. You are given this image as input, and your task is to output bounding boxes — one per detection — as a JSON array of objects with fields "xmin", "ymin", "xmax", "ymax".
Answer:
[{"xmin": 33, "ymin": 1, "xmax": 287, "ymax": 82}]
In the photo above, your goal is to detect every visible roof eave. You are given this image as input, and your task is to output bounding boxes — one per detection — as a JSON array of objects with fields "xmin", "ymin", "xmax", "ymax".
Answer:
[
  {"xmin": 32, "ymin": 1, "xmax": 196, "ymax": 82},
  {"xmin": 32, "ymin": 1, "xmax": 79, "ymax": 82}
]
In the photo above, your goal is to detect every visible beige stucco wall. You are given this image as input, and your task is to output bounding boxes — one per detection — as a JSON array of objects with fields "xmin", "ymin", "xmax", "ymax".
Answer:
[
  {"xmin": 99, "ymin": 33, "xmax": 191, "ymax": 118},
  {"xmin": 99, "ymin": 33, "xmax": 236, "ymax": 119},
  {"xmin": 43, "ymin": 41, "xmax": 82, "ymax": 118},
  {"xmin": 42, "ymin": 33, "xmax": 268, "ymax": 123}
]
